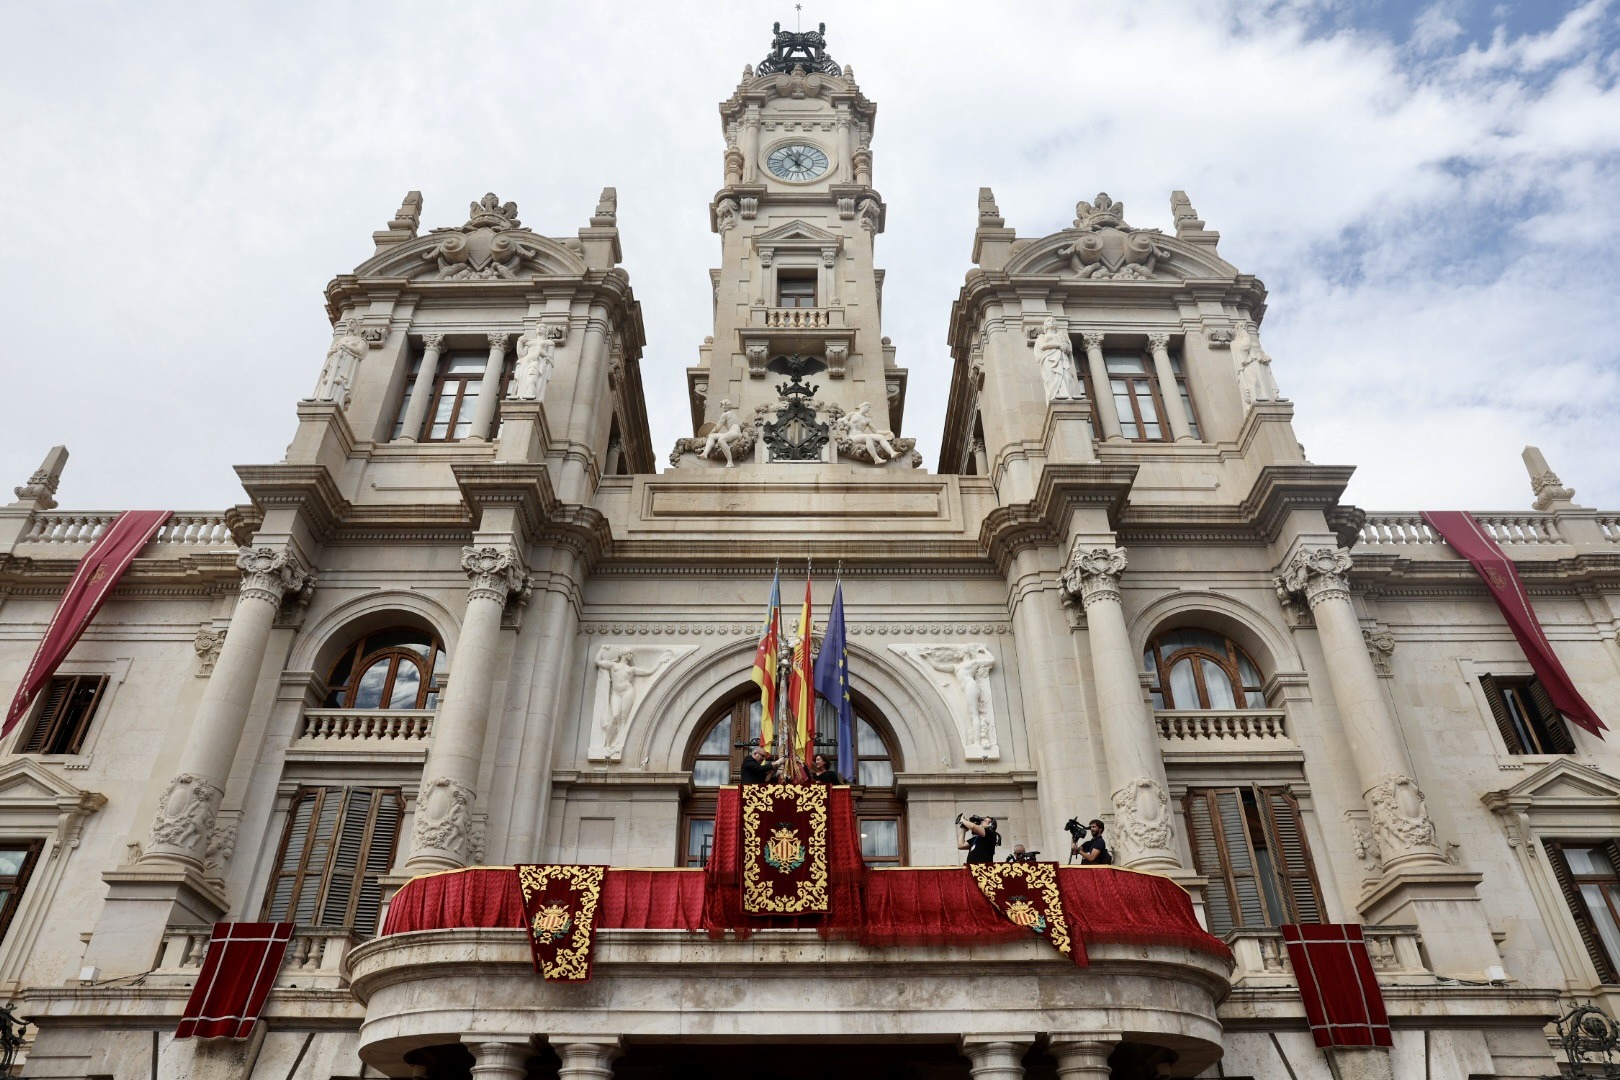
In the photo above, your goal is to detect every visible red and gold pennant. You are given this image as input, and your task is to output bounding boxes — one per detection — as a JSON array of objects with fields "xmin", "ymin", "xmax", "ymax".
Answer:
[
  {"xmin": 968, "ymin": 861, "xmax": 1076, "ymax": 960},
  {"xmin": 741, "ymin": 784, "xmax": 829, "ymax": 914},
  {"xmin": 515, "ymin": 864, "xmax": 607, "ymax": 981}
]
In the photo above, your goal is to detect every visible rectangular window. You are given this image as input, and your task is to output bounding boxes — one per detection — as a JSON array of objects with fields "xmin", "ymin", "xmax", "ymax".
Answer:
[
  {"xmin": 262, "ymin": 786, "xmax": 402, "ymax": 938},
  {"xmin": 1085, "ymin": 348, "xmax": 1201, "ymax": 442},
  {"xmin": 1184, "ymin": 786, "xmax": 1324, "ymax": 937},
  {"xmin": 1482, "ymin": 675, "xmax": 1574, "ymax": 755},
  {"xmin": 1547, "ymin": 841, "xmax": 1620, "ymax": 983},
  {"xmin": 422, "ymin": 354, "xmax": 490, "ymax": 441},
  {"xmin": 22, "ymin": 674, "xmax": 107, "ymax": 755},
  {"xmin": 776, "ymin": 274, "xmax": 817, "ymax": 308},
  {"xmin": 0, "ymin": 841, "xmax": 43, "ymax": 945}
]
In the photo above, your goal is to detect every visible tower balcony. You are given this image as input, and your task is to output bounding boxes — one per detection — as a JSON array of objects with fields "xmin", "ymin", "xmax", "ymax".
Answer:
[{"xmin": 741, "ymin": 305, "xmax": 855, "ymax": 376}]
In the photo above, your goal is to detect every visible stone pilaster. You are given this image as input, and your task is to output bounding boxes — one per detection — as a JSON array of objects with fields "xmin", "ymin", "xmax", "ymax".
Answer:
[
  {"xmin": 466, "ymin": 332, "xmax": 510, "ymax": 441},
  {"xmin": 1059, "ymin": 544, "xmax": 1179, "ymax": 872},
  {"xmin": 145, "ymin": 546, "xmax": 313, "ymax": 870},
  {"xmin": 407, "ymin": 545, "xmax": 529, "ymax": 872},
  {"xmin": 1147, "ymin": 333, "xmax": 1195, "ymax": 442},
  {"xmin": 395, "ymin": 333, "xmax": 444, "ymax": 442},
  {"xmin": 1079, "ymin": 332, "xmax": 1124, "ymax": 442}
]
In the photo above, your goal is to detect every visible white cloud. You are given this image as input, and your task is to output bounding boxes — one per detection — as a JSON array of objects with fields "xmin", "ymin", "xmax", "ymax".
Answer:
[{"xmin": 0, "ymin": 0, "xmax": 1615, "ymax": 515}]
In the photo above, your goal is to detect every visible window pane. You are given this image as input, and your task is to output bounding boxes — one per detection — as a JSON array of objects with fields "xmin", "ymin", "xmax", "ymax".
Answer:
[
  {"xmin": 698, "ymin": 719, "xmax": 730, "ymax": 757},
  {"xmin": 354, "ymin": 660, "xmax": 390, "ymax": 709},
  {"xmin": 1246, "ymin": 690, "xmax": 1267, "ymax": 708},
  {"xmin": 1105, "ymin": 354, "xmax": 1147, "ymax": 374},
  {"xmin": 1581, "ymin": 883, "xmax": 1620, "ymax": 969},
  {"xmin": 857, "ymin": 719, "xmax": 886, "ymax": 757},
  {"xmin": 687, "ymin": 819, "xmax": 715, "ymax": 867},
  {"xmin": 1201, "ymin": 658, "xmax": 1238, "ymax": 709},
  {"xmin": 1168, "ymin": 657, "xmax": 1199, "ymax": 709},
  {"xmin": 387, "ymin": 663, "xmax": 421, "ymax": 709},
  {"xmin": 857, "ymin": 760, "xmax": 893, "ymax": 788},
  {"xmin": 0, "ymin": 850, "xmax": 29, "ymax": 877},
  {"xmin": 747, "ymin": 702, "xmax": 763, "ymax": 743},
  {"xmin": 860, "ymin": 820, "xmax": 899, "ymax": 859},
  {"xmin": 1237, "ymin": 652, "xmax": 1263, "ymax": 687},
  {"xmin": 1569, "ymin": 847, "xmax": 1612, "ymax": 875},
  {"xmin": 692, "ymin": 760, "xmax": 730, "ymax": 787},
  {"xmin": 1179, "ymin": 384, "xmax": 1201, "ymax": 439}
]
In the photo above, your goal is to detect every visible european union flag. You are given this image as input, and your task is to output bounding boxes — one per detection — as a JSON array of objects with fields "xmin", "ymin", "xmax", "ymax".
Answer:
[{"xmin": 812, "ymin": 581, "xmax": 853, "ymax": 782}]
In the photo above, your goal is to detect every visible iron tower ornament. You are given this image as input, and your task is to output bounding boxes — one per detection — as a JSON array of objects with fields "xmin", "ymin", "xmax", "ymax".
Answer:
[{"xmin": 762, "ymin": 354, "xmax": 831, "ymax": 462}]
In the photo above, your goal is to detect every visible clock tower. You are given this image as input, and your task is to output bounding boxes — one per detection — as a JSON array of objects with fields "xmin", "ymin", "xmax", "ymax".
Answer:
[{"xmin": 674, "ymin": 23, "xmax": 912, "ymax": 468}]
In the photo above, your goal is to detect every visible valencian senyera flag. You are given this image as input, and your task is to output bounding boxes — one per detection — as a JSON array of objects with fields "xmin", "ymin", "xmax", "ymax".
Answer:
[
  {"xmin": 813, "ymin": 581, "xmax": 853, "ymax": 782},
  {"xmin": 788, "ymin": 575, "xmax": 815, "ymax": 761},
  {"xmin": 750, "ymin": 573, "xmax": 782, "ymax": 750}
]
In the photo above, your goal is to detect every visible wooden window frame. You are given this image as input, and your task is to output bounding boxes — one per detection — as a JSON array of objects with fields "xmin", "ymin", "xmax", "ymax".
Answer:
[
  {"xmin": 22, "ymin": 674, "xmax": 108, "ymax": 755},
  {"xmin": 408, "ymin": 351, "xmax": 515, "ymax": 443},
  {"xmin": 1184, "ymin": 785, "xmax": 1325, "ymax": 937},
  {"xmin": 0, "ymin": 840, "xmax": 44, "ymax": 946},
  {"xmin": 322, "ymin": 628, "xmax": 445, "ymax": 711},
  {"xmin": 1082, "ymin": 347, "xmax": 1202, "ymax": 443},
  {"xmin": 776, "ymin": 272, "xmax": 818, "ymax": 309},
  {"xmin": 1546, "ymin": 840, "xmax": 1620, "ymax": 983},
  {"xmin": 1144, "ymin": 632, "xmax": 1266, "ymax": 710},
  {"xmin": 261, "ymin": 786, "xmax": 403, "ymax": 938},
  {"xmin": 1482, "ymin": 674, "xmax": 1574, "ymax": 755}
]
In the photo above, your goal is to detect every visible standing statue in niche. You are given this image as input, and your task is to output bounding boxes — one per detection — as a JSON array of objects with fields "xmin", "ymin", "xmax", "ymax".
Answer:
[
  {"xmin": 1032, "ymin": 317, "xmax": 1079, "ymax": 402},
  {"xmin": 312, "ymin": 320, "xmax": 368, "ymax": 409},
  {"xmin": 920, "ymin": 644, "xmax": 997, "ymax": 757},
  {"xmin": 844, "ymin": 402, "xmax": 898, "ymax": 462},
  {"xmin": 1230, "ymin": 320, "xmax": 1281, "ymax": 406},
  {"xmin": 512, "ymin": 324, "xmax": 562, "ymax": 401},
  {"xmin": 701, "ymin": 399, "xmax": 745, "ymax": 467}
]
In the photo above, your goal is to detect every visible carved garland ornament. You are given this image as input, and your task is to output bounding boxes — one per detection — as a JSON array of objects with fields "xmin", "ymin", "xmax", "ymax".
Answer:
[
  {"xmin": 413, "ymin": 775, "xmax": 476, "ymax": 862},
  {"xmin": 1366, "ymin": 774, "xmax": 1438, "ymax": 854},
  {"xmin": 1110, "ymin": 777, "xmax": 1175, "ymax": 856},
  {"xmin": 149, "ymin": 773, "xmax": 222, "ymax": 855},
  {"xmin": 1058, "ymin": 545, "xmax": 1127, "ymax": 608}
]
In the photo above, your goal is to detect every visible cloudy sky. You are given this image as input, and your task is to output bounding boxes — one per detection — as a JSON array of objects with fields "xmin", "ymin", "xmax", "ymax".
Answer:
[{"xmin": 2, "ymin": 1, "xmax": 1617, "ymax": 515}]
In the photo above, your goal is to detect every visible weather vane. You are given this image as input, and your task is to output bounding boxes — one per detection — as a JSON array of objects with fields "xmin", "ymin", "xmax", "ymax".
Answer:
[{"xmin": 795, "ymin": 4, "xmax": 802, "ymax": 31}]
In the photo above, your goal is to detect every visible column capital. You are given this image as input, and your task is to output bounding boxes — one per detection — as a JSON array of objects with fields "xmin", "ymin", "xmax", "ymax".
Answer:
[
  {"xmin": 1080, "ymin": 330, "xmax": 1106, "ymax": 350},
  {"xmin": 1276, "ymin": 545, "xmax": 1353, "ymax": 609},
  {"xmin": 461, "ymin": 545, "xmax": 530, "ymax": 605},
  {"xmin": 1146, "ymin": 331, "xmax": 1171, "ymax": 351},
  {"xmin": 550, "ymin": 1036, "xmax": 623, "ymax": 1080},
  {"xmin": 422, "ymin": 332, "xmax": 446, "ymax": 349},
  {"xmin": 235, "ymin": 546, "xmax": 314, "ymax": 607},
  {"xmin": 486, "ymin": 331, "xmax": 511, "ymax": 351},
  {"xmin": 1058, "ymin": 544, "xmax": 1127, "ymax": 607},
  {"xmin": 960, "ymin": 1035, "xmax": 1036, "ymax": 1080},
  {"xmin": 466, "ymin": 1038, "xmax": 533, "ymax": 1080},
  {"xmin": 1048, "ymin": 1037, "xmax": 1118, "ymax": 1080}
]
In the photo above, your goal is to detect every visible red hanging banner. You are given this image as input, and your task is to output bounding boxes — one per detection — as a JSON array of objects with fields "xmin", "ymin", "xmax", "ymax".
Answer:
[
  {"xmin": 1281, "ymin": 923, "xmax": 1392, "ymax": 1048},
  {"xmin": 740, "ymin": 784, "xmax": 829, "ymax": 914},
  {"xmin": 5, "ymin": 510, "xmax": 171, "ymax": 738},
  {"xmin": 1422, "ymin": 511, "xmax": 1606, "ymax": 737},
  {"xmin": 175, "ymin": 922, "xmax": 294, "ymax": 1039},
  {"xmin": 968, "ymin": 861, "xmax": 1081, "ymax": 963},
  {"xmin": 515, "ymin": 864, "xmax": 608, "ymax": 981}
]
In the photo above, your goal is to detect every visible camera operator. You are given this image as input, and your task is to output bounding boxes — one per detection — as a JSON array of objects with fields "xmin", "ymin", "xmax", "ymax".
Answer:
[
  {"xmin": 1074, "ymin": 818, "xmax": 1112, "ymax": 865},
  {"xmin": 740, "ymin": 745, "xmax": 781, "ymax": 785},
  {"xmin": 1004, "ymin": 843, "xmax": 1040, "ymax": 864},
  {"xmin": 956, "ymin": 813, "xmax": 1000, "ymax": 864}
]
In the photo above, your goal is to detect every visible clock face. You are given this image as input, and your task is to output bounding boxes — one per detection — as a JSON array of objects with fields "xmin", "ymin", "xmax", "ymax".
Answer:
[{"xmin": 766, "ymin": 143, "xmax": 830, "ymax": 182}]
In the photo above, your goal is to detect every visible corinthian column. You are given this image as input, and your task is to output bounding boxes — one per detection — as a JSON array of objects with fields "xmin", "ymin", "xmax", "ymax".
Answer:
[
  {"xmin": 1058, "ymin": 545, "xmax": 1179, "ymax": 872},
  {"xmin": 1277, "ymin": 548, "xmax": 1444, "ymax": 869},
  {"xmin": 407, "ymin": 545, "xmax": 529, "ymax": 872},
  {"xmin": 1147, "ymin": 333, "xmax": 1195, "ymax": 442},
  {"xmin": 1079, "ymin": 332, "xmax": 1124, "ymax": 442},
  {"xmin": 395, "ymin": 333, "xmax": 445, "ymax": 442},
  {"xmin": 465, "ymin": 332, "xmax": 511, "ymax": 442},
  {"xmin": 145, "ymin": 546, "xmax": 313, "ymax": 869}
]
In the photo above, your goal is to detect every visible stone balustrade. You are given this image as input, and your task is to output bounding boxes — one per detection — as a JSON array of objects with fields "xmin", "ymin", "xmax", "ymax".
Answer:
[
  {"xmin": 297, "ymin": 709, "xmax": 435, "ymax": 742},
  {"xmin": 20, "ymin": 512, "xmax": 235, "ymax": 546},
  {"xmin": 761, "ymin": 306, "xmax": 837, "ymax": 329},
  {"xmin": 1358, "ymin": 513, "xmax": 1561, "ymax": 547},
  {"xmin": 1156, "ymin": 709, "xmax": 1289, "ymax": 743},
  {"xmin": 1227, "ymin": 925, "xmax": 1432, "ymax": 987},
  {"xmin": 1598, "ymin": 515, "xmax": 1620, "ymax": 543},
  {"xmin": 154, "ymin": 925, "xmax": 356, "ymax": 988}
]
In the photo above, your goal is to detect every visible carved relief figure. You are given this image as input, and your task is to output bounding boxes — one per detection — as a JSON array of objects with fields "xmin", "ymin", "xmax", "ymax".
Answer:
[
  {"xmin": 512, "ymin": 324, "xmax": 563, "ymax": 401},
  {"xmin": 1230, "ymin": 321, "xmax": 1281, "ymax": 405},
  {"xmin": 701, "ymin": 399, "xmax": 744, "ymax": 467},
  {"xmin": 147, "ymin": 773, "xmax": 220, "ymax": 858},
  {"xmin": 1110, "ymin": 777, "xmax": 1175, "ymax": 859},
  {"xmin": 844, "ymin": 402, "xmax": 897, "ymax": 462},
  {"xmin": 594, "ymin": 646, "xmax": 674, "ymax": 751},
  {"xmin": 915, "ymin": 644, "xmax": 998, "ymax": 759},
  {"xmin": 312, "ymin": 321, "xmax": 367, "ymax": 409},
  {"xmin": 413, "ymin": 776, "xmax": 474, "ymax": 862},
  {"xmin": 1031, "ymin": 317, "xmax": 1079, "ymax": 402}
]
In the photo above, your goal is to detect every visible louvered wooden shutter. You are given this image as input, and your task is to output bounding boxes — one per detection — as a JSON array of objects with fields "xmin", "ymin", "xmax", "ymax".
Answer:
[
  {"xmin": 1527, "ymin": 679, "xmax": 1576, "ymax": 754},
  {"xmin": 1546, "ymin": 841, "xmax": 1618, "ymax": 983},
  {"xmin": 1257, "ymin": 787, "xmax": 1325, "ymax": 924},
  {"xmin": 262, "ymin": 786, "xmax": 401, "ymax": 936},
  {"xmin": 1184, "ymin": 790, "xmax": 1235, "ymax": 936},
  {"xmin": 1479, "ymin": 675, "xmax": 1524, "ymax": 753},
  {"xmin": 263, "ymin": 788, "xmax": 320, "ymax": 922},
  {"xmin": 356, "ymin": 792, "xmax": 402, "ymax": 937},
  {"xmin": 1185, "ymin": 789, "xmax": 1265, "ymax": 935},
  {"xmin": 20, "ymin": 680, "xmax": 71, "ymax": 755}
]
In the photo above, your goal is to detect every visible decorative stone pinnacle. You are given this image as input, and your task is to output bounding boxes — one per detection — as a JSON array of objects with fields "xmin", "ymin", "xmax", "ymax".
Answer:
[
  {"xmin": 1523, "ymin": 445, "xmax": 1576, "ymax": 510},
  {"xmin": 466, "ymin": 193, "xmax": 521, "ymax": 231}
]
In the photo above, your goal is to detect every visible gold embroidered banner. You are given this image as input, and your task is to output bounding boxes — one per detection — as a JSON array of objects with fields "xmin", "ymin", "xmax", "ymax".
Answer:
[
  {"xmin": 968, "ymin": 861, "xmax": 1074, "ymax": 959},
  {"xmin": 741, "ymin": 784, "xmax": 829, "ymax": 914},
  {"xmin": 515, "ymin": 864, "xmax": 607, "ymax": 981}
]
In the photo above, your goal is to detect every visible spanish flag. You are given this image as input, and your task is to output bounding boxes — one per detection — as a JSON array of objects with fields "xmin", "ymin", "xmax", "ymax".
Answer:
[
  {"xmin": 750, "ymin": 574, "xmax": 782, "ymax": 749},
  {"xmin": 788, "ymin": 576, "xmax": 816, "ymax": 761}
]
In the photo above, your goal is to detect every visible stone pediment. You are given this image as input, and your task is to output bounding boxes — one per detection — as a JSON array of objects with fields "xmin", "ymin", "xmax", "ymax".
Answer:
[
  {"xmin": 0, "ymin": 758, "xmax": 106, "ymax": 846},
  {"xmin": 1497, "ymin": 759, "xmax": 1620, "ymax": 803},
  {"xmin": 354, "ymin": 228, "xmax": 589, "ymax": 281},
  {"xmin": 1003, "ymin": 227, "xmax": 1235, "ymax": 282},
  {"xmin": 752, "ymin": 219, "xmax": 844, "ymax": 253}
]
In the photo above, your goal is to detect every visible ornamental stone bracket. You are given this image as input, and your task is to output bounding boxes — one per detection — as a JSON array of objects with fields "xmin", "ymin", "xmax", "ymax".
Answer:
[{"xmin": 1362, "ymin": 625, "xmax": 1396, "ymax": 677}]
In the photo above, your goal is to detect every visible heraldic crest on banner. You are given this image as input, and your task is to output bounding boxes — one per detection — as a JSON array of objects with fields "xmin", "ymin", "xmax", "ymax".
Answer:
[
  {"xmin": 969, "ymin": 861, "xmax": 1074, "ymax": 959},
  {"xmin": 516, "ymin": 864, "xmax": 607, "ymax": 980},
  {"xmin": 741, "ymin": 784, "xmax": 829, "ymax": 914}
]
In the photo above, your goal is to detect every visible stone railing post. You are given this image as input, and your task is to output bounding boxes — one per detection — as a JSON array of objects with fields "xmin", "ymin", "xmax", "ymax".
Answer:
[
  {"xmin": 395, "ymin": 333, "xmax": 444, "ymax": 443},
  {"xmin": 144, "ymin": 546, "xmax": 312, "ymax": 869},
  {"xmin": 1276, "ymin": 547, "xmax": 1444, "ymax": 869},
  {"xmin": 406, "ymin": 545, "xmax": 529, "ymax": 873},
  {"xmin": 1059, "ymin": 545, "xmax": 1180, "ymax": 872},
  {"xmin": 1079, "ymin": 332, "xmax": 1124, "ymax": 442},
  {"xmin": 1147, "ymin": 333, "xmax": 1195, "ymax": 442},
  {"xmin": 466, "ymin": 332, "xmax": 510, "ymax": 442}
]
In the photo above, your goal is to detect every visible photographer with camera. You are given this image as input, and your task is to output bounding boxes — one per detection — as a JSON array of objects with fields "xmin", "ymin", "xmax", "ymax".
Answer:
[
  {"xmin": 1004, "ymin": 843, "xmax": 1040, "ymax": 864},
  {"xmin": 1074, "ymin": 818, "xmax": 1111, "ymax": 865},
  {"xmin": 956, "ymin": 813, "xmax": 1000, "ymax": 864}
]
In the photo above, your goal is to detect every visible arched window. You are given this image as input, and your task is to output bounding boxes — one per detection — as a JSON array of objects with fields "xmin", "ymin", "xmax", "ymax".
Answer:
[
  {"xmin": 681, "ymin": 689, "xmax": 905, "ymax": 868},
  {"xmin": 1143, "ymin": 629, "xmax": 1266, "ymax": 710},
  {"xmin": 322, "ymin": 627, "xmax": 446, "ymax": 710}
]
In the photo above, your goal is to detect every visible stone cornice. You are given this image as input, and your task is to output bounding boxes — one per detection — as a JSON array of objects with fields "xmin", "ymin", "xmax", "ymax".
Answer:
[
  {"xmin": 979, "ymin": 463, "xmax": 1139, "ymax": 573},
  {"xmin": 234, "ymin": 464, "xmax": 349, "ymax": 540},
  {"xmin": 1351, "ymin": 549, "xmax": 1620, "ymax": 595},
  {"xmin": 1115, "ymin": 465, "xmax": 1356, "ymax": 546},
  {"xmin": 451, "ymin": 463, "xmax": 612, "ymax": 570}
]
